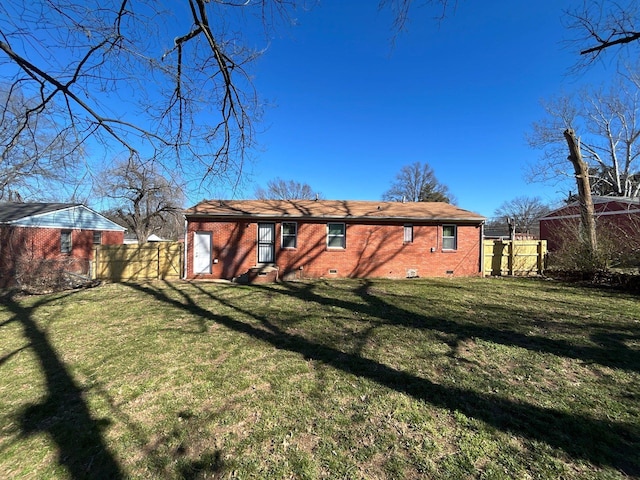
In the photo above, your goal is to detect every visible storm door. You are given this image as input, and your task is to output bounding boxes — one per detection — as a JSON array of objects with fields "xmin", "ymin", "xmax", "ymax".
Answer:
[{"xmin": 257, "ymin": 222, "xmax": 275, "ymax": 264}]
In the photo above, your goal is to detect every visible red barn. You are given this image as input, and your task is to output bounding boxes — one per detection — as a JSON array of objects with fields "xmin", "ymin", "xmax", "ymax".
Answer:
[{"xmin": 184, "ymin": 199, "xmax": 485, "ymax": 282}]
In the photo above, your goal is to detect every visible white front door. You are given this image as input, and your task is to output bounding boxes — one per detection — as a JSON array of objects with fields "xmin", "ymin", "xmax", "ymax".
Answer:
[{"xmin": 193, "ymin": 231, "xmax": 212, "ymax": 274}]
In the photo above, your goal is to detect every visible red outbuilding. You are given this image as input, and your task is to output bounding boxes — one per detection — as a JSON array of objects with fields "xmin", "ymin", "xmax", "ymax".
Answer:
[{"xmin": 539, "ymin": 196, "xmax": 640, "ymax": 252}]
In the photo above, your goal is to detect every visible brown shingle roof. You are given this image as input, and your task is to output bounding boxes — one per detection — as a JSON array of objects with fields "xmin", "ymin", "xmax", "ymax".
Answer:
[{"xmin": 184, "ymin": 200, "xmax": 485, "ymax": 222}]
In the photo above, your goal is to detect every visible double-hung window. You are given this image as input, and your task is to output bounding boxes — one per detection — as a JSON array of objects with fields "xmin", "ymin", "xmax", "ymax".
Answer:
[
  {"xmin": 403, "ymin": 224, "xmax": 413, "ymax": 243},
  {"xmin": 61, "ymin": 230, "xmax": 72, "ymax": 253},
  {"xmin": 442, "ymin": 225, "xmax": 457, "ymax": 250},
  {"xmin": 327, "ymin": 223, "xmax": 346, "ymax": 249},
  {"xmin": 281, "ymin": 222, "xmax": 297, "ymax": 249},
  {"xmin": 93, "ymin": 231, "xmax": 102, "ymax": 245}
]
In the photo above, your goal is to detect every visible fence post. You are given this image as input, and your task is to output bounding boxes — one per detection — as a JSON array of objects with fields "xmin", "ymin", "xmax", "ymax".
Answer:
[
  {"xmin": 91, "ymin": 246, "xmax": 97, "ymax": 280},
  {"xmin": 537, "ymin": 241, "xmax": 545, "ymax": 275},
  {"xmin": 508, "ymin": 240, "xmax": 513, "ymax": 276}
]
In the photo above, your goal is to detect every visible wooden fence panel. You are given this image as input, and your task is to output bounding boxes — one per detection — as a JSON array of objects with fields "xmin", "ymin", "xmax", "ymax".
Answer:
[
  {"xmin": 158, "ymin": 242, "xmax": 183, "ymax": 279},
  {"xmin": 483, "ymin": 239, "xmax": 547, "ymax": 276},
  {"xmin": 94, "ymin": 242, "xmax": 183, "ymax": 281}
]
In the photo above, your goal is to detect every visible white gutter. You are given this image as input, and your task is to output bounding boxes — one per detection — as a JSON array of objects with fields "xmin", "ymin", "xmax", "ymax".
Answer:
[
  {"xmin": 480, "ymin": 222, "xmax": 485, "ymax": 276},
  {"xmin": 185, "ymin": 213, "xmax": 485, "ymax": 223},
  {"xmin": 540, "ymin": 208, "xmax": 640, "ymax": 221}
]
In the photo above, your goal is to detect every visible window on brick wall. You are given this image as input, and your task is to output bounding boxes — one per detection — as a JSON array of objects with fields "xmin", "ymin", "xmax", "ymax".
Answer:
[
  {"xmin": 327, "ymin": 223, "xmax": 346, "ymax": 248},
  {"xmin": 93, "ymin": 231, "xmax": 102, "ymax": 244},
  {"xmin": 61, "ymin": 230, "xmax": 72, "ymax": 253},
  {"xmin": 442, "ymin": 225, "xmax": 457, "ymax": 250},
  {"xmin": 403, "ymin": 224, "xmax": 413, "ymax": 243},
  {"xmin": 281, "ymin": 222, "xmax": 297, "ymax": 248}
]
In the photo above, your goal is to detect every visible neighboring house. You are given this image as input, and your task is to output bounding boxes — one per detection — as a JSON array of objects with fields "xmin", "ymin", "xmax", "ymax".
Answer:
[
  {"xmin": 0, "ymin": 202, "xmax": 126, "ymax": 287},
  {"xmin": 184, "ymin": 199, "xmax": 485, "ymax": 281},
  {"xmin": 124, "ymin": 233, "xmax": 167, "ymax": 244},
  {"xmin": 539, "ymin": 196, "xmax": 640, "ymax": 251}
]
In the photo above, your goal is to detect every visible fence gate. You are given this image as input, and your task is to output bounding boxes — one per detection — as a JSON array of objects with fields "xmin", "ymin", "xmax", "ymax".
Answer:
[
  {"xmin": 483, "ymin": 239, "xmax": 547, "ymax": 276},
  {"xmin": 93, "ymin": 242, "xmax": 183, "ymax": 281}
]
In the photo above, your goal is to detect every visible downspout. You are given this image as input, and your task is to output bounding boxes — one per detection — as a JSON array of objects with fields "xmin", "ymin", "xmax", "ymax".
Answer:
[
  {"xmin": 480, "ymin": 221, "xmax": 485, "ymax": 277},
  {"xmin": 182, "ymin": 216, "xmax": 188, "ymax": 279}
]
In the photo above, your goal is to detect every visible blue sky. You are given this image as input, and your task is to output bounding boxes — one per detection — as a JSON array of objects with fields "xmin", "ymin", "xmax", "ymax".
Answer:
[{"xmin": 227, "ymin": 0, "xmax": 614, "ymax": 217}]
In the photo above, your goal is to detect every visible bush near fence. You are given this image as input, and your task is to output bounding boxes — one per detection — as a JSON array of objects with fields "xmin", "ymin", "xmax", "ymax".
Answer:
[{"xmin": 94, "ymin": 242, "xmax": 183, "ymax": 281}]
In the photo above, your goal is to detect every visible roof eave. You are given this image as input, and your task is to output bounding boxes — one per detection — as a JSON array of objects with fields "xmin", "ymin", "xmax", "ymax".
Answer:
[{"xmin": 185, "ymin": 212, "xmax": 484, "ymax": 223}]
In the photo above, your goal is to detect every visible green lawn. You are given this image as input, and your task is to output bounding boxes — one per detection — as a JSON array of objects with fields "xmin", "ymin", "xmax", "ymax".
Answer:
[{"xmin": 0, "ymin": 278, "xmax": 638, "ymax": 479}]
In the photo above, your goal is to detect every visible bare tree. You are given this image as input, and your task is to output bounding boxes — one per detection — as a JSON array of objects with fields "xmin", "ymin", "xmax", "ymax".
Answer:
[
  {"xmin": 528, "ymin": 71, "xmax": 640, "ymax": 198},
  {"xmin": 567, "ymin": 1, "xmax": 640, "ymax": 64},
  {"xmin": 382, "ymin": 161, "xmax": 455, "ymax": 203},
  {"xmin": 98, "ymin": 159, "xmax": 184, "ymax": 243},
  {"xmin": 493, "ymin": 196, "xmax": 550, "ymax": 235},
  {"xmin": 0, "ymin": 1, "xmax": 455, "ymax": 200},
  {"xmin": 254, "ymin": 177, "xmax": 323, "ymax": 200},
  {"xmin": 0, "ymin": 1, "xmax": 296, "ymax": 195},
  {"xmin": 0, "ymin": 85, "xmax": 85, "ymax": 200}
]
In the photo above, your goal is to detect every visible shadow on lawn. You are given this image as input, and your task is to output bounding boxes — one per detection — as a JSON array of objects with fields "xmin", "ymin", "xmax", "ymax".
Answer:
[
  {"xmin": 128, "ymin": 280, "xmax": 639, "ymax": 476},
  {"xmin": 290, "ymin": 280, "xmax": 640, "ymax": 374},
  {"xmin": 0, "ymin": 293, "xmax": 124, "ymax": 479}
]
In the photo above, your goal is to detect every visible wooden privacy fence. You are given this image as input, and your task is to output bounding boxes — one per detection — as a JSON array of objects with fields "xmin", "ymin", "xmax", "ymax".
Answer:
[
  {"xmin": 483, "ymin": 239, "xmax": 547, "ymax": 276},
  {"xmin": 93, "ymin": 242, "xmax": 183, "ymax": 281}
]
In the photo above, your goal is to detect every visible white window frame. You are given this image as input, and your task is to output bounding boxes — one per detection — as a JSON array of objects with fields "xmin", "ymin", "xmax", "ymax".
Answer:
[
  {"xmin": 403, "ymin": 224, "xmax": 413, "ymax": 243},
  {"xmin": 442, "ymin": 225, "xmax": 457, "ymax": 250},
  {"xmin": 281, "ymin": 222, "xmax": 297, "ymax": 249},
  {"xmin": 61, "ymin": 230, "xmax": 72, "ymax": 253},
  {"xmin": 327, "ymin": 223, "xmax": 346, "ymax": 249},
  {"xmin": 93, "ymin": 231, "xmax": 102, "ymax": 245}
]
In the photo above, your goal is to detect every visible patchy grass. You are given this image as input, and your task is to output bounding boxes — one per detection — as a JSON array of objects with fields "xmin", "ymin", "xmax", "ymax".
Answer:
[{"xmin": 0, "ymin": 277, "xmax": 639, "ymax": 479}]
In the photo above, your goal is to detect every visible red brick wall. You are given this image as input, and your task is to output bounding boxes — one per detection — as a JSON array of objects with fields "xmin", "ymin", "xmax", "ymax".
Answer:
[
  {"xmin": 0, "ymin": 226, "xmax": 124, "ymax": 287},
  {"xmin": 186, "ymin": 219, "xmax": 483, "ymax": 280}
]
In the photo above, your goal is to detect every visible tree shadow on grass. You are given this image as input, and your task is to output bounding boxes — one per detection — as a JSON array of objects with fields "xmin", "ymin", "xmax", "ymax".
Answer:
[
  {"xmin": 275, "ymin": 280, "xmax": 640, "ymax": 374},
  {"xmin": 128, "ymin": 281, "xmax": 639, "ymax": 476},
  {"xmin": 177, "ymin": 449, "xmax": 225, "ymax": 480},
  {"xmin": 0, "ymin": 293, "xmax": 124, "ymax": 479}
]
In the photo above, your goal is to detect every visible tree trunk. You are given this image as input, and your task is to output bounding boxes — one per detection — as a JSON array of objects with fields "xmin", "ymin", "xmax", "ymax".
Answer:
[{"xmin": 563, "ymin": 129, "xmax": 598, "ymax": 265}]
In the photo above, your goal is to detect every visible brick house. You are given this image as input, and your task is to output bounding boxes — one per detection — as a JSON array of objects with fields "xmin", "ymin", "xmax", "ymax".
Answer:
[
  {"xmin": 539, "ymin": 196, "xmax": 640, "ymax": 252},
  {"xmin": 184, "ymin": 200, "xmax": 485, "ymax": 282},
  {"xmin": 0, "ymin": 203, "xmax": 125, "ymax": 288}
]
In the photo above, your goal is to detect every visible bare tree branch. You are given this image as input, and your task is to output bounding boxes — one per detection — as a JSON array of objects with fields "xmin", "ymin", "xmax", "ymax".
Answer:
[
  {"xmin": 0, "ymin": 0, "xmax": 461, "ymax": 202},
  {"xmin": 254, "ymin": 177, "xmax": 323, "ymax": 200},
  {"xmin": 567, "ymin": 1, "xmax": 640, "ymax": 65},
  {"xmin": 0, "ymin": 0, "xmax": 275, "ymax": 197},
  {"xmin": 528, "ymin": 70, "xmax": 640, "ymax": 198}
]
